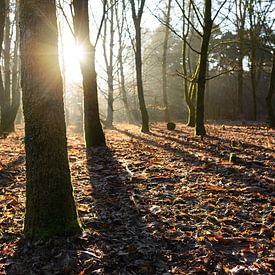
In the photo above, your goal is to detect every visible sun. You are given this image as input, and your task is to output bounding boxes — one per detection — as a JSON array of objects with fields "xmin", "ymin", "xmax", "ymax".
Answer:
[
  {"xmin": 74, "ymin": 44, "xmax": 86, "ymax": 63},
  {"xmin": 60, "ymin": 35, "xmax": 85, "ymax": 83}
]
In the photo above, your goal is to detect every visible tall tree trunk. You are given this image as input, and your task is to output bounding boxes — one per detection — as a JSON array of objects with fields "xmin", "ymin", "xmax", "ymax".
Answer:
[
  {"xmin": 116, "ymin": 1, "xmax": 132, "ymax": 123},
  {"xmin": 105, "ymin": 0, "xmax": 114, "ymax": 128},
  {"xmin": 183, "ymin": 1, "xmax": 195, "ymax": 127},
  {"xmin": 0, "ymin": 0, "xmax": 10, "ymax": 134},
  {"xmin": 266, "ymin": 50, "xmax": 275, "ymax": 128},
  {"xmin": 236, "ymin": 0, "xmax": 246, "ymax": 118},
  {"xmin": 249, "ymin": 0, "xmax": 257, "ymax": 121},
  {"xmin": 0, "ymin": 0, "xmax": 6, "ymax": 131},
  {"xmin": 72, "ymin": 0, "xmax": 106, "ymax": 147},
  {"xmin": 130, "ymin": 0, "xmax": 149, "ymax": 133},
  {"xmin": 20, "ymin": 0, "xmax": 81, "ymax": 239},
  {"xmin": 162, "ymin": 0, "xmax": 172, "ymax": 123},
  {"xmin": 135, "ymin": 20, "xmax": 149, "ymax": 133},
  {"xmin": 195, "ymin": 0, "xmax": 213, "ymax": 136},
  {"xmin": 7, "ymin": 0, "xmax": 20, "ymax": 132}
]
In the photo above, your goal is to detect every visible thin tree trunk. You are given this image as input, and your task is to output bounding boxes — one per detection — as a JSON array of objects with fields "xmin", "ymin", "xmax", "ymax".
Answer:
[
  {"xmin": 266, "ymin": 50, "xmax": 275, "ymax": 128},
  {"xmin": 0, "ymin": 0, "xmax": 10, "ymax": 134},
  {"xmin": 249, "ymin": 0, "xmax": 257, "ymax": 121},
  {"xmin": 135, "ymin": 21, "xmax": 149, "ymax": 132},
  {"xmin": 72, "ymin": 0, "xmax": 106, "ymax": 147},
  {"xmin": 0, "ymin": 0, "xmax": 6, "ymax": 131},
  {"xmin": 116, "ymin": 1, "xmax": 132, "ymax": 123},
  {"xmin": 183, "ymin": 1, "xmax": 195, "ymax": 127},
  {"xmin": 162, "ymin": 0, "xmax": 172, "ymax": 123},
  {"xmin": 7, "ymin": 0, "xmax": 20, "ymax": 132},
  {"xmin": 195, "ymin": 0, "xmax": 213, "ymax": 136},
  {"xmin": 104, "ymin": 0, "xmax": 114, "ymax": 128},
  {"xmin": 130, "ymin": 0, "xmax": 149, "ymax": 133},
  {"xmin": 236, "ymin": 0, "xmax": 246, "ymax": 118},
  {"xmin": 20, "ymin": 0, "xmax": 81, "ymax": 239}
]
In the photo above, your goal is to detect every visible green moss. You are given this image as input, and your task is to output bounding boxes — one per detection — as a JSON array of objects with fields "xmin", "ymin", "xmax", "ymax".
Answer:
[{"xmin": 24, "ymin": 219, "xmax": 82, "ymax": 240}]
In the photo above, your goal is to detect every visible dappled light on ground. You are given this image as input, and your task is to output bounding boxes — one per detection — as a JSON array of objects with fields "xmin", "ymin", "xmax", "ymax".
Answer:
[{"xmin": 0, "ymin": 123, "xmax": 274, "ymax": 274}]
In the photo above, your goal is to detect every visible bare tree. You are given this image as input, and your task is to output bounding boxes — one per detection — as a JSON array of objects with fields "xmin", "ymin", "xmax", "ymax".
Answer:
[
  {"xmin": 72, "ymin": 0, "xmax": 106, "ymax": 147},
  {"xmin": 103, "ymin": 0, "xmax": 115, "ymax": 128},
  {"xmin": 162, "ymin": 0, "xmax": 172, "ymax": 124},
  {"xmin": 129, "ymin": 0, "xmax": 149, "ymax": 133}
]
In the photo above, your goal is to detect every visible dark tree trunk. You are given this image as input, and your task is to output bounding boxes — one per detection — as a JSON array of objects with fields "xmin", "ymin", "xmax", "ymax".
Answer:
[
  {"xmin": 130, "ymin": 0, "xmax": 149, "ymax": 133},
  {"xmin": 237, "ymin": 0, "xmax": 247, "ymax": 118},
  {"xmin": 72, "ymin": 0, "xmax": 106, "ymax": 147},
  {"xmin": 0, "ymin": 0, "xmax": 10, "ymax": 134},
  {"xmin": 195, "ymin": 0, "xmax": 213, "ymax": 136},
  {"xmin": 20, "ymin": 0, "xmax": 81, "ymax": 239},
  {"xmin": 7, "ymin": 0, "xmax": 20, "ymax": 132},
  {"xmin": 0, "ymin": 0, "xmax": 6, "ymax": 131},
  {"xmin": 248, "ymin": 0, "xmax": 257, "ymax": 121},
  {"xmin": 162, "ymin": 0, "xmax": 172, "ymax": 123},
  {"xmin": 266, "ymin": 51, "xmax": 275, "ymax": 128},
  {"xmin": 0, "ymin": 0, "xmax": 20, "ymax": 134},
  {"xmin": 134, "ymin": 19, "xmax": 149, "ymax": 133}
]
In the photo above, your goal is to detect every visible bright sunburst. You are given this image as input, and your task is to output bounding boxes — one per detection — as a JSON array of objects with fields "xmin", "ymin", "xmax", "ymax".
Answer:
[{"xmin": 60, "ymin": 35, "xmax": 85, "ymax": 83}]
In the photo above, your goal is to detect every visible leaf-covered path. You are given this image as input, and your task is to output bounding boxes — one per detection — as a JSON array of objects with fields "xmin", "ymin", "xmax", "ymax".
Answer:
[{"xmin": 0, "ymin": 123, "xmax": 274, "ymax": 274}]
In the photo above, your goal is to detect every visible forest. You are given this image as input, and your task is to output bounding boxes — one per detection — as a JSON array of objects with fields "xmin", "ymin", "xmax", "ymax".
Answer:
[{"xmin": 0, "ymin": 0, "xmax": 274, "ymax": 274}]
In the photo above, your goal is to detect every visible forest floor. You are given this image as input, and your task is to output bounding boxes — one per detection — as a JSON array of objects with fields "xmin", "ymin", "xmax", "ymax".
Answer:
[{"xmin": 0, "ymin": 122, "xmax": 274, "ymax": 274}]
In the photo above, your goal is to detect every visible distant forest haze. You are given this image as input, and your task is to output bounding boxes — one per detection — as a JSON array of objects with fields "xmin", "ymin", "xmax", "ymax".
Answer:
[{"xmin": 1, "ymin": 0, "xmax": 273, "ymax": 137}]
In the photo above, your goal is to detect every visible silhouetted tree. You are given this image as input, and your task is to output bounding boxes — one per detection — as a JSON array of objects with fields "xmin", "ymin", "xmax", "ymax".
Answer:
[
  {"xmin": 72, "ymin": 0, "xmax": 106, "ymax": 147},
  {"xmin": 129, "ymin": 0, "xmax": 150, "ymax": 133}
]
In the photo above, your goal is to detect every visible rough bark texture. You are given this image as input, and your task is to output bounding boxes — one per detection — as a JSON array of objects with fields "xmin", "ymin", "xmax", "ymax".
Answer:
[
  {"xmin": 266, "ymin": 51, "xmax": 275, "ymax": 128},
  {"xmin": 195, "ymin": 0, "xmax": 213, "ymax": 136},
  {"xmin": 72, "ymin": 0, "xmax": 106, "ymax": 147},
  {"xmin": 162, "ymin": 0, "xmax": 172, "ymax": 124},
  {"xmin": 130, "ymin": 0, "xmax": 149, "ymax": 133},
  {"xmin": 20, "ymin": 0, "xmax": 81, "ymax": 239}
]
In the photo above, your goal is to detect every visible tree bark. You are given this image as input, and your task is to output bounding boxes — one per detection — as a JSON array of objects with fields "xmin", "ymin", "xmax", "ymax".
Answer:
[
  {"xmin": 236, "ymin": 0, "xmax": 247, "ymax": 118},
  {"xmin": 266, "ymin": 51, "xmax": 275, "ymax": 128},
  {"xmin": 130, "ymin": 0, "xmax": 149, "ymax": 133},
  {"xmin": 195, "ymin": 0, "xmax": 213, "ymax": 136},
  {"xmin": 0, "ymin": 0, "xmax": 6, "ymax": 131},
  {"xmin": 72, "ymin": 0, "xmax": 106, "ymax": 147},
  {"xmin": 7, "ymin": 0, "xmax": 21, "ymax": 132},
  {"xmin": 116, "ymin": 0, "xmax": 132, "ymax": 123},
  {"xmin": 183, "ymin": 1, "xmax": 195, "ymax": 127},
  {"xmin": 248, "ymin": 0, "xmax": 257, "ymax": 121},
  {"xmin": 0, "ymin": 0, "xmax": 10, "ymax": 134},
  {"xmin": 162, "ymin": 0, "xmax": 172, "ymax": 123},
  {"xmin": 20, "ymin": 0, "xmax": 81, "ymax": 239},
  {"xmin": 104, "ymin": 0, "xmax": 115, "ymax": 128}
]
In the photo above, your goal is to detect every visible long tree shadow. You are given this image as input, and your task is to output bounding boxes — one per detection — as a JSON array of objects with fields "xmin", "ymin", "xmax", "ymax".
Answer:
[
  {"xmin": 108, "ymin": 127, "xmax": 274, "ymax": 273},
  {"xmin": 152, "ymin": 125, "xmax": 275, "ymax": 163},
  {"xmin": 86, "ymin": 146, "xmax": 173, "ymax": 274},
  {"xmin": 114, "ymin": 127, "xmax": 274, "ymax": 195},
  {"xmin": 150, "ymin": 128, "xmax": 275, "ymax": 180}
]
